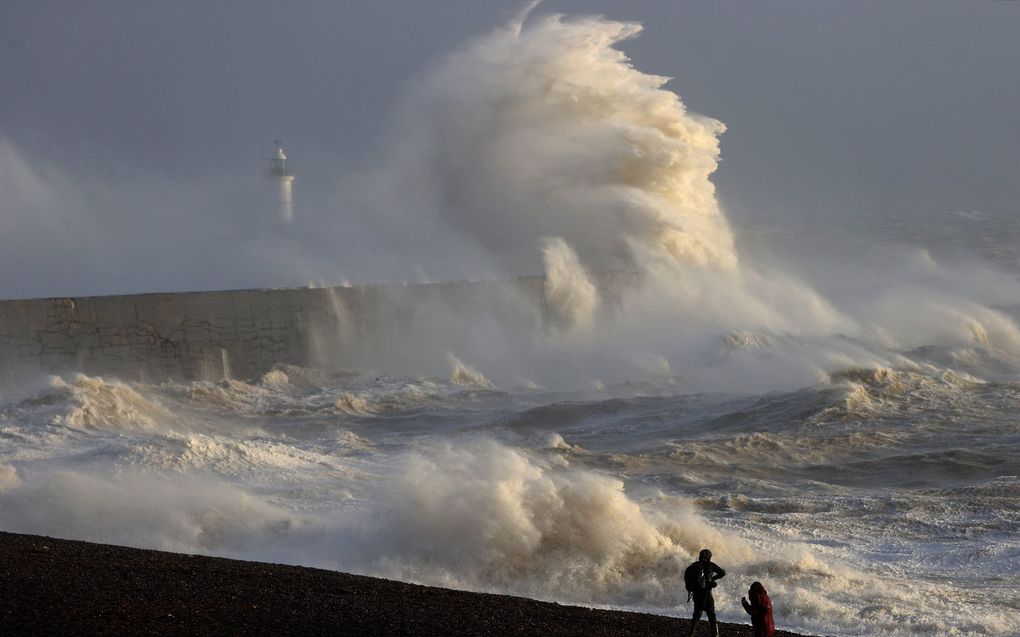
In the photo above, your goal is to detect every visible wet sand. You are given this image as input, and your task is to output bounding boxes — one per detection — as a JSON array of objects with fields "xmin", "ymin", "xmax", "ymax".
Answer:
[{"xmin": 0, "ymin": 531, "xmax": 812, "ymax": 636}]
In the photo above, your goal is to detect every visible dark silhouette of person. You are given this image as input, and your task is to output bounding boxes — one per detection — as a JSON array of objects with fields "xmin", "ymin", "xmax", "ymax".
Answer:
[
  {"xmin": 686, "ymin": 548, "xmax": 725, "ymax": 637},
  {"xmin": 741, "ymin": 581, "xmax": 775, "ymax": 637}
]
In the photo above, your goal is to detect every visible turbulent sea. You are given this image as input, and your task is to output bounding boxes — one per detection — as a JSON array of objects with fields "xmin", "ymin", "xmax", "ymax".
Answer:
[
  {"xmin": 3, "ymin": 8, "xmax": 1019, "ymax": 637},
  {"xmin": 2, "ymin": 312, "xmax": 1019, "ymax": 636}
]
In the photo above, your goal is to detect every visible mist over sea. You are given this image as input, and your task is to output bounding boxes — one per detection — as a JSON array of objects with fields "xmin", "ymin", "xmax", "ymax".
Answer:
[{"xmin": 2, "ymin": 7, "xmax": 1019, "ymax": 636}]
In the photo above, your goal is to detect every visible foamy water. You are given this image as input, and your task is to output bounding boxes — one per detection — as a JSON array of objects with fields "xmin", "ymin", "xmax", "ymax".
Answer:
[
  {"xmin": 1, "ymin": 357, "xmax": 1018, "ymax": 636},
  {"xmin": 3, "ymin": 7, "xmax": 1019, "ymax": 636}
]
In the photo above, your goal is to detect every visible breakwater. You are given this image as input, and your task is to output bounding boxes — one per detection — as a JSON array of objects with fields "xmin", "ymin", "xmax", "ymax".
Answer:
[{"xmin": 0, "ymin": 273, "xmax": 637, "ymax": 383}]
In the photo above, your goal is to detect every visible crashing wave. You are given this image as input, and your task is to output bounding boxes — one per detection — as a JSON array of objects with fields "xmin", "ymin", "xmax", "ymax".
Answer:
[
  {"xmin": 37, "ymin": 374, "xmax": 174, "ymax": 432},
  {"xmin": 447, "ymin": 353, "xmax": 494, "ymax": 388}
]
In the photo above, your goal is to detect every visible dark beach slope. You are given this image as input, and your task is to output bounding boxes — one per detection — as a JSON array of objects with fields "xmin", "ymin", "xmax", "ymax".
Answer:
[{"xmin": 0, "ymin": 531, "xmax": 811, "ymax": 636}]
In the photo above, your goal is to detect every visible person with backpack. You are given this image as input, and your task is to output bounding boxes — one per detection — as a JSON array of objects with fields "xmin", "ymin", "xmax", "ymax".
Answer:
[
  {"xmin": 741, "ymin": 581, "xmax": 775, "ymax": 637},
  {"xmin": 684, "ymin": 548, "xmax": 726, "ymax": 637}
]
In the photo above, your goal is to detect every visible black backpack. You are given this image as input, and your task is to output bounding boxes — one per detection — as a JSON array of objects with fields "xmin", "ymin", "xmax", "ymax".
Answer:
[{"xmin": 684, "ymin": 561, "xmax": 707, "ymax": 601}]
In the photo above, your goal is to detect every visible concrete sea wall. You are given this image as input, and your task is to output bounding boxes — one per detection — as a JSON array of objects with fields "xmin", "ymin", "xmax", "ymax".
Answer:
[{"xmin": 0, "ymin": 273, "xmax": 637, "ymax": 384}]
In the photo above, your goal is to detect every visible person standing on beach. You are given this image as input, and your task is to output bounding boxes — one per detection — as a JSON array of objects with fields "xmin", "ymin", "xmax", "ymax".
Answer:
[
  {"xmin": 741, "ymin": 581, "xmax": 775, "ymax": 637},
  {"xmin": 685, "ymin": 548, "xmax": 726, "ymax": 637}
]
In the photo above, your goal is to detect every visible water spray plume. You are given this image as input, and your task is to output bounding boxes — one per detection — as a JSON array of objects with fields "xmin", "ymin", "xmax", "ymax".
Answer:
[
  {"xmin": 510, "ymin": 0, "xmax": 545, "ymax": 37},
  {"xmin": 384, "ymin": 11, "xmax": 737, "ymax": 279}
]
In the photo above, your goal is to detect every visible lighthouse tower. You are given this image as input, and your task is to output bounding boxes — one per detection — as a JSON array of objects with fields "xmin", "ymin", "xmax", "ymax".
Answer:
[{"xmin": 268, "ymin": 143, "xmax": 295, "ymax": 223}]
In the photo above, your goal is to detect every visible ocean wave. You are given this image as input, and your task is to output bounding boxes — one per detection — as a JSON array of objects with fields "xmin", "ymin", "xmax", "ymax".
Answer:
[
  {"xmin": 0, "ymin": 469, "xmax": 304, "ymax": 555},
  {"xmin": 10, "ymin": 374, "xmax": 175, "ymax": 433},
  {"xmin": 498, "ymin": 397, "xmax": 653, "ymax": 434},
  {"xmin": 122, "ymin": 431, "xmax": 373, "ymax": 479},
  {"xmin": 158, "ymin": 378, "xmax": 275, "ymax": 414},
  {"xmin": 823, "ymin": 366, "xmax": 984, "ymax": 420},
  {"xmin": 351, "ymin": 439, "xmax": 751, "ymax": 606}
]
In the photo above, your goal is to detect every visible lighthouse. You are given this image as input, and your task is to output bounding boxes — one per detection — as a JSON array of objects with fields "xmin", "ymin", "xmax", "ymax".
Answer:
[{"xmin": 268, "ymin": 142, "xmax": 295, "ymax": 223}]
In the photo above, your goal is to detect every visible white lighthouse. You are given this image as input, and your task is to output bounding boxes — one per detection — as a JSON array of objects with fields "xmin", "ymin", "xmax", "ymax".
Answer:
[{"xmin": 268, "ymin": 142, "xmax": 295, "ymax": 223}]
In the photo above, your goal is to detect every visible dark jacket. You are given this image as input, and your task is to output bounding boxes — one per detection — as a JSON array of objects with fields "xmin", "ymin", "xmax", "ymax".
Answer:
[
  {"xmin": 741, "ymin": 581, "xmax": 775, "ymax": 637},
  {"xmin": 692, "ymin": 560, "xmax": 726, "ymax": 594}
]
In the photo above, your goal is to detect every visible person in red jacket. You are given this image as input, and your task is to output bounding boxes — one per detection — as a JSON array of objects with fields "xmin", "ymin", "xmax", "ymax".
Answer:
[{"xmin": 741, "ymin": 581, "xmax": 775, "ymax": 637}]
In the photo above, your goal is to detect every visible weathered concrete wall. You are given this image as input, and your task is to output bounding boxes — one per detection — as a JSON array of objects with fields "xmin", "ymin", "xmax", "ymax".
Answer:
[{"xmin": 0, "ymin": 273, "xmax": 639, "ymax": 384}]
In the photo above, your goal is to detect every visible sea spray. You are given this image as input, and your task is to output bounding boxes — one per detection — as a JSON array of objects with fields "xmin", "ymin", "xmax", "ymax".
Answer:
[
  {"xmin": 375, "ymin": 12, "xmax": 736, "ymax": 278},
  {"xmin": 298, "ymin": 7, "xmax": 1020, "ymax": 397},
  {"xmin": 0, "ymin": 464, "xmax": 20, "ymax": 492},
  {"xmin": 44, "ymin": 374, "xmax": 173, "ymax": 433},
  {"xmin": 447, "ymin": 352, "xmax": 494, "ymax": 388},
  {"xmin": 541, "ymin": 237, "xmax": 599, "ymax": 331},
  {"xmin": 0, "ymin": 469, "xmax": 301, "ymax": 554},
  {"xmin": 357, "ymin": 439, "xmax": 742, "ymax": 605},
  {"xmin": 2, "ymin": 365, "xmax": 1019, "ymax": 635}
]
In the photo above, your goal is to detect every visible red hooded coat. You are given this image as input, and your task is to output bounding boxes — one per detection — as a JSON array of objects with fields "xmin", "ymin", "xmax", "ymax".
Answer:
[{"xmin": 741, "ymin": 581, "xmax": 775, "ymax": 637}]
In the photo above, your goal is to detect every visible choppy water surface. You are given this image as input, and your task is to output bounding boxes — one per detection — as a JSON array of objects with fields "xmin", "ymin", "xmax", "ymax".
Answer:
[{"xmin": 1, "ymin": 347, "xmax": 1018, "ymax": 636}]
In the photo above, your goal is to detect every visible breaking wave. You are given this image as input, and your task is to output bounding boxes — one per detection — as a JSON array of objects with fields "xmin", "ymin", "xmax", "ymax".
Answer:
[{"xmin": 376, "ymin": 9, "xmax": 736, "ymax": 278}]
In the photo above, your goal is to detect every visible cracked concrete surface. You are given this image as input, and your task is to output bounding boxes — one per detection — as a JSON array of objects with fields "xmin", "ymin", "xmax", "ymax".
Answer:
[
  {"xmin": 0, "ymin": 274, "xmax": 639, "ymax": 383},
  {"xmin": 0, "ymin": 276, "xmax": 629, "ymax": 383}
]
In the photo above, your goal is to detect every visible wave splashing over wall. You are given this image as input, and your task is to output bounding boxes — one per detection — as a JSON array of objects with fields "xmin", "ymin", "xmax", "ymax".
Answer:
[{"xmin": 378, "ymin": 11, "xmax": 736, "ymax": 278}]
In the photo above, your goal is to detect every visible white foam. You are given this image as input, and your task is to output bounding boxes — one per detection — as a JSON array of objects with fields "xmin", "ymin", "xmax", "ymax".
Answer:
[
  {"xmin": 371, "ymin": 12, "xmax": 735, "ymax": 278},
  {"xmin": 350, "ymin": 440, "xmax": 749, "ymax": 606},
  {"xmin": 542, "ymin": 237, "xmax": 600, "ymax": 331},
  {"xmin": 40, "ymin": 374, "xmax": 174, "ymax": 433},
  {"xmin": 447, "ymin": 353, "xmax": 494, "ymax": 388},
  {"xmin": 0, "ymin": 469, "xmax": 301, "ymax": 555}
]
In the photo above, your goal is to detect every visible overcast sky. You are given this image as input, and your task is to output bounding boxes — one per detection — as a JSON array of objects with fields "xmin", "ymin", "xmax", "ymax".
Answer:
[{"xmin": 1, "ymin": 1, "xmax": 1018, "ymax": 297}]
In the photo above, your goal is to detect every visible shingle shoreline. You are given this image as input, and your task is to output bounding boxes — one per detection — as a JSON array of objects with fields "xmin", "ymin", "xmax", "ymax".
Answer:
[{"xmin": 0, "ymin": 530, "xmax": 812, "ymax": 636}]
